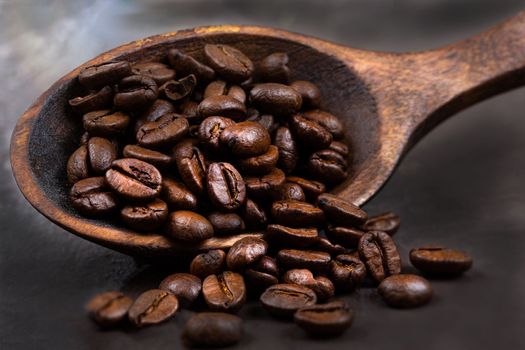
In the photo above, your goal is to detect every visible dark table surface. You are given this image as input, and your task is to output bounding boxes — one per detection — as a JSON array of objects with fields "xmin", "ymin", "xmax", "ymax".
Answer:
[{"xmin": 2, "ymin": 1, "xmax": 525, "ymax": 349}]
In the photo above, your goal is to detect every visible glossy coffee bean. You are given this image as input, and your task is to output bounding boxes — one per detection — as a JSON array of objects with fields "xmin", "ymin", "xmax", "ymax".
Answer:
[
  {"xmin": 244, "ymin": 167, "xmax": 286, "ymax": 199},
  {"xmin": 326, "ymin": 226, "xmax": 365, "ymax": 248},
  {"xmin": 275, "ymin": 182, "xmax": 305, "ymax": 201},
  {"xmin": 330, "ymin": 254, "xmax": 367, "ymax": 292},
  {"xmin": 168, "ymin": 48, "xmax": 215, "ymax": 84},
  {"xmin": 283, "ymin": 269, "xmax": 334, "ymax": 301},
  {"xmin": 220, "ymin": 121, "xmax": 271, "ymax": 157},
  {"xmin": 190, "ymin": 249, "xmax": 226, "ymax": 279},
  {"xmin": 204, "ymin": 80, "xmax": 228, "ymax": 98},
  {"xmin": 159, "ymin": 273, "xmax": 202, "ymax": 307},
  {"xmin": 314, "ymin": 237, "xmax": 347, "ymax": 256},
  {"xmin": 226, "ymin": 237, "xmax": 268, "ymax": 271},
  {"xmin": 286, "ymin": 176, "xmax": 326, "ymax": 201},
  {"xmin": 247, "ymin": 112, "xmax": 276, "ymax": 133},
  {"xmin": 160, "ymin": 74, "xmax": 197, "ymax": 102},
  {"xmin": 128, "ymin": 289, "xmax": 179, "ymax": 327},
  {"xmin": 294, "ymin": 300, "xmax": 353, "ymax": 337},
  {"xmin": 87, "ymin": 137, "xmax": 117, "ymax": 175},
  {"xmin": 328, "ymin": 140, "xmax": 350, "ymax": 157},
  {"xmin": 198, "ymin": 116, "xmax": 236, "ymax": 153},
  {"xmin": 86, "ymin": 291, "xmax": 133, "ymax": 328},
  {"xmin": 242, "ymin": 198, "xmax": 268, "ymax": 229},
  {"xmin": 307, "ymin": 149, "xmax": 348, "ymax": 184},
  {"xmin": 238, "ymin": 145, "xmax": 279, "ymax": 175},
  {"xmin": 69, "ymin": 177, "xmax": 118, "ymax": 216},
  {"xmin": 378, "ymin": 274, "xmax": 432, "ymax": 308},
  {"xmin": 204, "ymin": 44, "xmax": 254, "ymax": 83},
  {"xmin": 290, "ymin": 80, "xmax": 321, "ymax": 108},
  {"xmin": 277, "ymin": 249, "xmax": 331, "ymax": 273},
  {"xmin": 271, "ymin": 200, "xmax": 324, "ymax": 227},
  {"xmin": 227, "ymin": 85, "xmax": 247, "ymax": 103},
  {"xmin": 135, "ymin": 99, "xmax": 176, "ymax": 132},
  {"xmin": 165, "ymin": 211, "xmax": 214, "ymax": 242},
  {"xmin": 265, "ymin": 224, "xmax": 319, "ymax": 248},
  {"xmin": 198, "ymin": 95, "xmax": 247, "ymax": 121},
  {"xmin": 206, "ymin": 162, "xmax": 246, "ymax": 211},
  {"xmin": 131, "ymin": 61, "xmax": 175, "ymax": 85},
  {"xmin": 136, "ymin": 113, "xmax": 189, "ymax": 149},
  {"xmin": 179, "ymin": 100, "xmax": 201, "ymax": 124},
  {"xmin": 260, "ymin": 283, "xmax": 317, "ymax": 318},
  {"xmin": 362, "ymin": 212, "xmax": 401, "ymax": 236},
  {"xmin": 259, "ymin": 52, "xmax": 290, "ymax": 83},
  {"xmin": 67, "ymin": 145, "xmax": 89, "ymax": 183},
  {"xmin": 78, "ymin": 60, "xmax": 131, "ymax": 89},
  {"xmin": 105, "ymin": 158, "xmax": 162, "ymax": 201},
  {"xmin": 244, "ymin": 256, "xmax": 279, "ymax": 291},
  {"xmin": 80, "ymin": 131, "xmax": 90, "ymax": 145},
  {"xmin": 83, "ymin": 110, "xmax": 130, "ymax": 137},
  {"xmin": 302, "ymin": 109, "xmax": 344, "ymax": 139},
  {"xmin": 202, "ymin": 271, "xmax": 246, "ymax": 313},
  {"xmin": 249, "ymin": 83, "xmax": 302, "ymax": 117},
  {"xmin": 114, "ymin": 75, "xmax": 158, "ymax": 111},
  {"xmin": 289, "ymin": 114, "xmax": 332, "ymax": 150},
  {"xmin": 69, "ymin": 86, "xmax": 113, "ymax": 115},
  {"xmin": 160, "ymin": 177, "xmax": 198, "ymax": 210},
  {"xmin": 274, "ymin": 127, "xmax": 298, "ymax": 174},
  {"xmin": 182, "ymin": 312, "xmax": 243, "ymax": 348},
  {"xmin": 317, "ymin": 193, "xmax": 367, "ymax": 227},
  {"xmin": 173, "ymin": 139, "xmax": 207, "ymax": 195},
  {"xmin": 206, "ymin": 212, "xmax": 244, "ymax": 235},
  {"xmin": 123, "ymin": 145, "xmax": 172, "ymax": 169},
  {"xmin": 120, "ymin": 198, "xmax": 168, "ymax": 231},
  {"xmin": 358, "ymin": 231, "xmax": 401, "ymax": 282},
  {"xmin": 410, "ymin": 246, "xmax": 473, "ymax": 276}
]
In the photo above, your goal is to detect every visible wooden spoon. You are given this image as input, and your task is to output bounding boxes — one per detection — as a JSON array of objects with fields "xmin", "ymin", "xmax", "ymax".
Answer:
[{"xmin": 10, "ymin": 13, "xmax": 525, "ymax": 257}]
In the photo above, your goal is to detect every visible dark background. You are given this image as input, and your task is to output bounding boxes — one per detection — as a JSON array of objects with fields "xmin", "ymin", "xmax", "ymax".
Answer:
[{"xmin": 2, "ymin": 0, "xmax": 525, "ymax": 349}]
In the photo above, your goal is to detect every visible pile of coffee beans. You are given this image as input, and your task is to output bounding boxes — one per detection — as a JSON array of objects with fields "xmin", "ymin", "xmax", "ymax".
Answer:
[{"xmin": 69, "ymin": 43, "xmax": 473, "ymax": 346}]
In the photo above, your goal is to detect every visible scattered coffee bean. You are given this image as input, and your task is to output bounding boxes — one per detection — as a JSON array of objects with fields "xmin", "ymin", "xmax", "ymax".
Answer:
[
  {"xmin": 136, "ymin": 113, "xmax": 189, "ymax": 149},
  {"xmin": 378, "ymin": 274, "xmax": 432, "ymax": 308},
  {"xmin": 245, "ymin": 168, "xmax": 286, "ymax": 199},
  {"xmin": 277, "ymin": 249, "xmax": 331, "ymax": 273},
  {"xmin": 86, "ymin": 291, "xmax": 132, "ymax": 328},
  {"xmin": 131, "ymin": 61, "xmax": 175, "ymax": 85},
  {"xmin": 69, "ymin": 86, "xmax": 113, "ymax": 115},
  {"xmin": 202, "ymin": 271, "xmax": 246, "ymax": 312},
  {"xmin": 160, "ymin": 177, "xmax": 198, "ymax": 210},
  {"xmin": 120, "ymin": 198, "xmax": 168, "ymax": 231},
  {"xmin": 259, "ymin": 52, "xmax": 290, "ymax": 83},
  {"xmin": 238, "ymin": 145, "xmax": 279, "ymax": 175},
  {"xmin": 182, "ymin": 312, "xmax": 243, "ymax": 348},
  {"xmin": 330, "ymin": 254, "xmax": 367, "ymax": 292},
  {"xmin": 242, "ymin": 198, "xmax": 268, "ymax": 229},
  {"xmin": 410, "ymin": 246, "xmax": 473, "ymax": 276},
  {"xmin": 328, "ymin": 140, "xmax": 350, "ymax": 157},
  {"xmin": 207, "ymin": 162, "xmax": 246, "ymax": 211},
  {"xmin": 326, "ymin": 226, "xmax": 365, "ymax": 248},
  {"xmin": 167, "ymin": 48, "xmax": 215, "ymax": 84},
  {"xmin": 123, "ymin": 145, "xmax": 172, "ymax": 169},
  {"xmin": 198, "ymin": 95, "xmax": 247, "ymax": 121},
  {"xmin": 265, "ymin": 224, "xmax": 319, "ymax": 248},
  {"xmin": 220, "ymin": 121, "xmax": 271, "ymax": 157},
  {"xmin": 136, "ymin": 99, "xmax": 176, "ymax": 132},
  {"xmin": 69, "ymin": 177, "xmax": 118, "ymax": 216},
  {"xmin": 314, "ymin": 237, "xmax": 347, "ymax": 256},
  {"xmin": 78, "ymin": 61, "xmax": 131, "ymax": 90},
  {"xmin": 244, "ymin": 255, "xmax": 279, "ymax": 291},
  {"xmin": 289, "ymin": 114, "xmax": 332, "ymax": 150},
  {"xmin": 274, "ymin": 126, "xmax": 298, "ymax": 174},
  {"xmin": 190, "ymin": 249, "xmax": 226, "ymax": 279},
  {"xmin": 302, "ymin": 109, "xmax": 344, "ymax": 139},
  {"xmin": 165, "ymin": 211, "xmax": 214, "ymax": 242},
  {"xmin": 290, "ymin": 80, "xmax": 321, "ymax": 108},
  {"xmin": 249, "ymin": 83, "xmax": 302, "ymax": 117},
  {"xmin": 173, "ymin": 139, "xmax": 207, "ymax": 195},
  {"xmin": 362, "ymin": 212, "xmax": 401, "ymax": 236},
  {"xmin": 208, "ymin": 212, "xmax": 245, "ymax": 235},
  {"xmin": 226, "ymin": 237, "xmax": 268, "ymax": 271},
  {"xmin": 286, "ymin": 176, "xmax": 326, "ymax": 201},
  {"xmin": 159, "ymin": 273, "xmax": 202, "ymax": 307},
  {"xmin": 294, "ymin": 300, "xmax": 353, "ymax": 337},
  {"xmin": 260, "ymin": 283, "xmax": 317, "ymax": 318},
  {"xmin": 271, "ymin": 200, "xmax": 324, "ymax": 227},
  {"xmin": 307, "ymin": 149, "xmax": 348, "ymax": 184},
  {"xmin": 87, "ymin": 137, "xmax": 118, "ymax": 175},
  {"xmin": 275, "ymin": 182, "xmax": 306, "ymax": 201},
  {"xmin": 114, "ymin": 75, "xmax": 158, "ymax": 111},
  {"xmin": 67, "ymin": 145, "xmax": 89, "ymax": 183},
  {"xmin": 128, "ymin": 289, "xmax": 179, "ymax": 327},
  {"xmin": 283, "ymin": 269, "xmax": 334, "ymax": 301},
  {"xmin": 160, "ymin": 74, "xmax": 196, "ymax": 102},
  {"xmin": 358, "ymin": 231, "xmax": 401, "ymax": 282},
  {"xmin": 317, "ymin": 193, "xmax": 367, "ymax": 227},
  {"xmin": 198, "ymin": 116, "xmax": 236, "ymax": 152},
  {"xmin": 105, "ymin": 158, "xmax": 162, "ymax": 201},
  {"xmin": 204, "ymin": 44, "xmax": 254, "ymax": 83},
  {"xmin": 83, "ymin": 110, "xmax": 130, "ymax": 137}
]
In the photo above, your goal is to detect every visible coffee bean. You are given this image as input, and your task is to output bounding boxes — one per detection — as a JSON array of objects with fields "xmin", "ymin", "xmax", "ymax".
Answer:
[
  {"xmin": 87, "ymin": 137, "xmax": 118, "ymax": 175},
  {"xmin": 265, "ymin": 224, "xmax": 319, "ymax": 248},
  {"xmin": 168, "ymin": 49, "xmax": 215, "ymax": 84},
  {"xmin": 204, "ymin": 44, "xmax": 254, "ymax": 83},
  {"xmin": 274, "ymin": 127, "xmax": 298, "ymax": 174},
  {"xmin": 160, "ymin": 74, "xmax": 196, "ymax": 102},
  {"xmin": 275, "ymin": 182, "xmax": 306, "ymax": 201},
  {"xmin": 249, "ymin": 83, "xmax": 302, "ymax": 117},
  {"xmin": 79, "ymin": 61, "xmax": 131, "ymax": 90},
  {"xmin": 128, "ymin": 289, "xmax": 179, "ymax": 327},
  {"xmin": 220, "ymin": 121, "xmax": 271, "ymax": 157},
  {"xmin": 260, "ymin": 283, "xmax": 317, "ymax": 318},
  {"xmin": 190, "ymin": 249, "xmax": 226, "ymax": 279},
  {"xmin": 259, "ymin": 52, "xmax": 290, "ymax": 83},
  {"xmin": 244, "ymin": 256, "xmax": 279, "ymax": 291},
  {"xmin": 238, "ymin": 145, "xmax": 279, "ymax": 175},
  {"xmin": 208, "ymin": 212, "xmax": 245, "ymax": 235},
  {"xmin": 289, "ymin": 114, "xmax": 332, "ymax": 150},
  {"xmin": 105, "ymin": 158, "xmax": 162, "ymax": 201},
  {"xmin": 114, "ymin": 75, "xmax": 158, "ymax": 111},
  {"xmin": 67, "ymin": 145, "xmax": 89, "ymax": 183},
  {"xmin": 409, "ymin": 246, "xmax": 473, "ymax": 276},
  {"xmin": 80, "ymin": 131, "xmax": 90, "ymax": 145},
  {"xmin": 198, "ymin": 116, "xmax": 236, "ymax": 153},
  {"xmin": 207, "ymin": 162, "xmax": 246, "ymax": 211},
  {"xmin": 242, "ymin": 198, "xmax": 268, "ymax": 229},
  {"xmin": 378, "ymin": 274, "xmax": 432, "ymax": 308},
  {"xmin": 202, "ymin": 271, "xmax": 246, "ymax": 312},
  {"xmin": 358, "ymin": 231, "xmax": 401, "ymax": 282},
  {"xmin": 83, "ymin": 110, "xmax": 130, "ymax": 137},
  {"xmin": 362, "ymin": 212, "xmax": 400, "ymax": 236},
  {"xmin": 302, "ymin": 109, "xmax": 344, "ymax": 139},
  {"xmin": 283, "ymin": 269, "xmax": 334, "ymax": 302},
  {"xmin": 182, "ymin": 312, "xmax": 243, "ymax": 348},
  {"xmin": 307, "ymin": 149, "xmax": 348, "ymax": 184},
  {"xmin": 123, "ymin": 145, "xmax": 172, "ymax": 169},
  {"xmin": 198, "ymin": 95, "xmax": 247, "ymax": 121},
  {"xmin": 131, "ymin": 61, "xmax": 175, "ymax": 85},
  {"xmin": 247, "ymin": 112, "xmax": 276, "ymax": 134},
  {"xmin": 179, "ymin": 100, "xmax": 201, "ymax": 125},
  {"xmin": 244, "ymin": 168, "xmax": 286, "ymax": 199},
  {"xmin": 290, "ymin": 81, "xmax": 321, "ymax": 108},
  {"xmin": 136, "ymin": 113, "xmax": 189, "ymax": 149},
  {"xmin": 165, "ymin": 210, "xmax": 214, "ymax": 242},
  {"xmin": 326, "ymin": 226, "xmax": 365, "ymax": 248},
  {"xmin": 160, "ymin": 177, "xmax": 198, "ymax": 211},
  {"xmin": 294, "ymin": 300, "xmax": 353, "ymax": 337},
  {"xmin": 69, "ymin": 86, "xmax": 113, "ymax": 115},
  {"xmin": 173, "ymin": 139, "xmax": 207, "ymax": 195},
  {"xmin": 226, "ymin": 237, "xmax": 268, "ymax": 271},
  {"xmin": 314, "ymin": 237, "xmax": 347, "ymax": 256},
  {"xmin": 317, "ymin": 193, "xmax": 367, "ymax": 227},
  {"xmin": 69, "ymin": 177, "xmax": 118, "ymax": 216},
  {"xmin": 120, "ymin": 198, "xmax": 168, "ymax": 231},
  {"xmin": 286, "ymin": 176, "xmax": 326, "ymax": 201},
  {"xmin": 136, "ymin": 99, "xmax": 176, "ymax": 133},
  {"xmin": 159, "ymin": 273, "xmax": 202, "ymax": 308},
  {"xmin": 86, "ymin": 291, "xmax": 132, "ymax": 328},
  {"xmin": 271, "ymin": 200, "xmax": 324, "ymax": 227},
  {"xmin": 328, "ymin": 140, "xmax": 350, "ymax": 157},
  {"xmin": 204, "ymin": 80, "xmax": 228, "ymax": 98},
  {"xmin": 227, "ymin": 85, "xmax": 247, "ymax": 103},
  {"xmin": 277, "ymin": 249, "xmax": 331, "ymax": 273},
  {"xmin": 330, "ymin": 254, "xmax": 367, "ymax": 292}
]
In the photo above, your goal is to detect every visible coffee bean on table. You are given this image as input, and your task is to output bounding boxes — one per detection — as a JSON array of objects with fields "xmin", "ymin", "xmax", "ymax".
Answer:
[
  {"xmin": 289, "ymin": 114, "xmax": 332, "ymax": 149},
  {"xmin": 237, "ymin": 145, "xmax": 279, "ymax": 175},
  {"xmin": 275, "ymin": 182, "xmax": 306, "ymax": 201},
  {"xmin": 286, "ymin": 176, "xmax": 326, "ymax": 201},
  {"xmin": 114, "ymin": 75, "xmax": 158, "ymax": 111},
  {"xmin": 123, "ymin": 145, "xmax": 172, "ymax": 169},
  {"xmin": 290, "ymin": 80, "xmax": 321, "ymax": 108},
  {"xmin": 245, "ymin": 168, "xmax": 286, "ymax": 199},
  {"xmin": 198, "ymin": 116, "xmax": 236, "ymax": 152},
  {"xmin": 249, "ymin": 83, "xmax": 302, "ymax": 117},
  {"xmin": 294, "ymin": 300, "xmax": 353, "ymax": 337},
  {"xmin": 182, "ymin": 312, "xmax": 243, "ymax": 348},
  {"xmin": 168, "ymin": 48, "xmax": 215, "ymax": 84},
  {"xmin": 165, "ymin": 211, "xmax": 214, "ymax": 242},
  {"xmin": 204, "ymin": 44, "xmax": 254, "ymax": 83},
  {"xmin": 277, "ymin": 249, "xmax": 331, "ymax": 273},
  {"xmin": 326, "ymin": 226, "xmax": 365, "ymax": 248},
  {"xmin": 283, "ymin": 269, "xmax": 335, "ymax": 302},
  {"xmin": 67, "ymin": 145, "xmax": 89, "ymax": 183},
  {"xmin": 378, "ymin": 274, "xmax": 432, "ymax": 308},
  {"xmin": 362, "ymin": 212, "xmax": 401, "ymax": 236},
  {"xmin": 244, "ymin": 255, "xmax": 279, "ymax": 291},
  {"xmin": 136, "ymin": 113, "xmax": 189, "ymax": 149},
  {"xmin": 317, "ymin": 193, "xmax": 367, "ymax": 227},
  {"xmin": 202, "ymin": 271, "xmax": 246, "ymax": 313},
  {"xmin": 160, "ymin": 177, "xmax": 198, "ymax": 211},
  {"xmin": 132, "ymin": 61, "xmax": 175, "ymax": 85},
  {"xmin": 302, "ymin": 109, "xmax": 345, "ymax": 139},
  {"xmin": 208, "ymin": 212, "xmax": 245, "ymax": 235},
  {"xmin": 69, "ymin": 86, "xmax": 113, "ymax": 115},
  {"xmin": 83, "ymin": 110, "xmax": 130, "ymax": 137},
  {"xmin": 274, "ymin": 127, "xmax": 298, "ymax": 174},
  {"xmin": 120, "ymin": 198, "xmax": 168, "ymax": 231},
  {"xmin": 78, "ymin": 61, "xmax": 131, "ymax": 90},
  {"xmin": 198, "ymin": 95, "xmax": 247, "ymax": 121},
  {"xmin": 69, "ymin": 177, "xmax": 118, "ymax": 216},
  {"xmin": 410, "ymin": 246, "xmax": 473, "ymax": 276},
  {"xmin": 226, "ymin": 237, "xmax": 268, "ymax": 271},
  {"xmin": 259, "ymin": 52, "xmax": 290, "ymax": 83},
  {"xmin": 206, "ymin": 162, "xmax": 246, "ymax": 211},
  {"xmin": 307, "ymin": 149, "xmax": 348, "ymax": 184},
  {"xmin": 358, "ymin": 231, "xmax": 401, "ymax": 282},
  {"xmin": 265, "ymin": 224, "xmax": 319, "ymax": 248},
  {"xmin": 160, "ymin": 74, "xmax": 197, "ymax": 102},
  {"xmin": 260, "ymin": 283, "xmax": 317, "ymax": 318},
  {"xmin": 105, "ymin": 158, "xmax": 162, "ymax": 201},
  {"xmin": 330, "ymin": 254, "xmax": 367, "ymax": 292},
  {"xmin": 271, "ymin": 200, "xmax": 324, "ymax": 227},
  {"xmin": 86, "ymin": 291, "xmax": 133, "ymax": 328},
  {"xmin": 173, "ymin": 139, "xmax": 207, "ymax": 195},
  {"xmin": 242, "ymin": 198, "xmax": 268, "ymax": 229},
  {"xmin": 314, "ymin": 237, "xmax": 347, "ymax": 256},
  {"xmin": 159, "ymin": 273, "xmax": 202, "ymax": 308},
  {"xmin": 190, "ymin": 249, "xmax": 226, "ymax": 279},
  {"xmin": 128, "ymin": 289, "xmax": 179, "ymax": 327},
  {"xmin": 87, "ymin": 137, "xmax": 118, "ymax": 175}
]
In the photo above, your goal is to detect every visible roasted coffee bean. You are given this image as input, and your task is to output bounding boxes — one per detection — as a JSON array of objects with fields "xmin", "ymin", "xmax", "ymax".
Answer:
[
  {"xmin": 283, "ymin": 269, "xmax": 334, "ymax": 302},
  {"xmin": 220, "ymin": 121, "xmax": 271, "ymax": 157},
  {"xmin": 120, "ymin": 198, "xmax": 168, "ymax": 231},
  {"xmin": 114, "ymin": 75, "xmax": 158, "ymax": 111},
  {"xmin": 226, "ymin": 237, "xmax": 268, "ymax": 271},
  {"xmin": 277, "ymin": 249, "xmax": 331, "ymax": 273},
  {"xmin": 290, "ymin": 80, "xmax": 321, "ymax": 108},
  {"xmin": 244, "ymin": 256, "xmax": 279, "ymax": 291},
  {"xmin": 131, "ymin": 61, "xmax": 175, "ymax": 85},
  {"xmin": 294, "ymin": 300, "xmax": 353, "ymax": 337},
  {"xmin": 275, "ymin": 182, "xmax": 306, "ymax": 201},
  {"xmin": 247, "ymin": 113, "xmax": 276, "ymax": 133},
  {"xmin": 289, "ymin": 114, "xmax": 332, "ymax": 150},
  {"xmin": 242, "ymin": 198, "xmax": 268, "ymax": 229},
  {"xmin": 274, "ymin": 127, "xmax": 298, "ymax": 174},
  {"xmin": 78, "ymin": 60, "xmax": 131, "ymax": 90},
  {"xmin": 190, "ymin": 249, "xmax": 226, "ymax": 279},
  {"xmin": 207, "ymin": 162, "xmax": 246, "ymax": 211},
  {"xmin": 83, "ymin": 110, "xmax": 130, "ymax": 137},
  {"xmin": 302, "ymin": 109, "xmax": 344, "ymax": 139},
  {"xmin": 204, "ymin": 44, "xmax": 254, "ymax": 83},
  {"xmin": 330, "ymin": 254, "xmax": 367, "ymax": 292},
  {"xmin": 271, "ymin": 200, "xmax": 324, "ymax": 227},
  {"xmin": 80, "ymin": 131, "xmax": 90, "ymax": 145},
  {"xmin": 307, "ymin": 149, "xmax": 348, "ymax": 184},
  {"xmin": 136, "ymin": 113, "xmax": 189, "ymax": 149},
  {"xmin": 160, "ymin": 177, "xmax": 198, "ymax": 210},
  {"xmin": 326, "ymin": 226, "xmax": 365, "ymax": 248},
  {"xmin": 165, "ymin": 211, "xmax": 214, "ymax": 242},
  {"xmin": 67, "ymin": 145, "xmax": 89, "ymax": 183},
  {"xmin": 358, "ymin": 231, "xmax": 401, "ymax": 282},
  {"xmin": 123, "ymin": 145, "xmax": 172, "ymax": 169},
  {"xmin": 259, "ymin": 52, "xmax": 290, "ymax": 83},
  {"xmin": 317, "ymin": 193, "xmax": 367, "ymax": 227},
  {"xmin": 87, "ymin": 137, "xmax": 117, "ymax": 175},
  {"xmin": 159, "ymin": 273, "xmax": 202, "ymax": 307},
  {"xmin": 136, "ymin": 99, "xmax": 176, "ymax": 132},
  {"xmin": 202, "ymin": 271, "xmax": 246, "ymax": 312},
  {"xmin": 249, "ymin": 83, "xmax": 302, "ymax": 117},
  {"xmin": 245, "ymin": 168, "xmax": 286, "ymax": 199},
  {"xmin": 208, "ymin": 212, "xmax": 245, "ymax": 235},
  {"xmin": 198, "ymin": 95, "xmax": 247, "ymax": 121},
  {"xmin": 69, "ymin": 177, "xmax": 118, "ymax": 216},
  {"xmin": 260, "ymin": 283, "xmax": 317, "ymax": 318},
  {"xmin": 160, "ymin": 74, "xmax": 196, "ymax": 102},
  {"xmin": 410, "ymin": 246, "xmax": 473, "ymax": 276},
  {"xmin": 204, "ymin": 80, "xmax": 228, "ymax": 98},
  {"xmin": 315, "ymin": 237, "xmax": 347, "ymax": 256},
  {"xmin": 69, "ymin": 86, "xmax": 113, "ymax": 115},
  {"xmin": 362, "ymin": 212, "xmax": 400, "ymax": 236},
  {"xmin": 198, "ymin": 116, "xmax": 236, "ymax": 152},
  {"xmin": 182, "ymin": 312, "xmax": 243, "ymax": 348},
  {"xmin": 86, "ymin": 291, "xmax": 133, "ymax": 328},
  {"xmin": 378, "ymin": 274, "xmax": 432, "ymax": 308},
  {"xmin": 286, "ymin": 176, "xmax": 326, "ymax": 201},
  {"xmin": 173, "ymin": 139, "xmax": 207, "ymax": 195},
  {"xmin": 227, "ymin": 85, "xmax": 247, "ymax": 103},
  {"xmin": 128, "ymin": 289, "xmax": 179, "ymax": 327},
  {"xmin": 238, "ymin": 145, "xmax": 279, "ymax": 175},
  {"xmin": 265, "ymin": 224, "xmax": 319, "ymax": 248},
  {"xmin": 179, "ymin": 100, "xmax": 201, "ymax": 124},
  {"xmin": 105, "ymin": 158, "xmax": 162, "ymax": 201},
  {"xmin": 328, "ymin": 140, "xmax": 350, "ymax": 157},
  {"xmin": 168, "ymin": 49, "xmax": 215, "ymax": 84}
]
